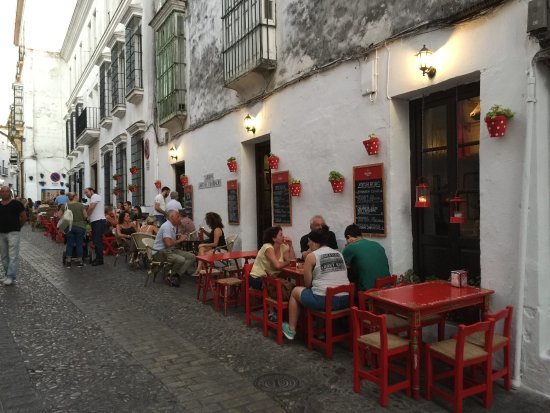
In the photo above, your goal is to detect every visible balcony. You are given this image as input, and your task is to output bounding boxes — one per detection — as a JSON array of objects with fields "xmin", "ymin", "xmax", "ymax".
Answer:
[
  {"xmin": 76, "ymin": 107, "xmax": 100, "ymax": 145},
  {"xmin": 0, "ymin": 166, "xmax": 8, "ymax": 176}
]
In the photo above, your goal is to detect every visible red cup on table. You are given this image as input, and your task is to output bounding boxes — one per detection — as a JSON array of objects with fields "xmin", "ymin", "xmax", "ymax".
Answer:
[{"xmin": 289, "ymin": 259, "xmax": 297, "ymax": 268}]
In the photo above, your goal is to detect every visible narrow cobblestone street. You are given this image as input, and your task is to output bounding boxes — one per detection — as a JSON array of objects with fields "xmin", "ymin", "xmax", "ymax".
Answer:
[{"xmin": 0, "ymin": 228, "xmax": 547, "ymax": 412}]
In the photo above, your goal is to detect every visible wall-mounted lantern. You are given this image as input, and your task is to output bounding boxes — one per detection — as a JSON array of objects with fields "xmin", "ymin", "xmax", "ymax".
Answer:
[
  {"xmin": 415, "ymin": 180, "xmax": 430, "ymax": 208},
  {"xmin": 169, "ymin": 146, "xmax": 178, "ymax": 161},
  {"xmin": 450, "ymin": 194, "xmax": 466, "ymax": 224},
  {"xmin": 416, "ymin": 45, "xmax": 436, "ymax": 78},
  {"xmin": 244, "ymin": 114, "xmax": 256, "ymax": 134}
]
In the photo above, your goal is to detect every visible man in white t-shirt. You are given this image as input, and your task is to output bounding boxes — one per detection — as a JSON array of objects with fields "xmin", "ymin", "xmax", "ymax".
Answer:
[
  {"xmin": 154, "ymin": 186, "xmax": 170, "ymax": 226},
  {"xmin": 165, "ymin": 191, "xmax": 183, "ymax": 213},
  {"xmin": 84, "ymin": 187, "xmax": 105, "ymax": 266}
]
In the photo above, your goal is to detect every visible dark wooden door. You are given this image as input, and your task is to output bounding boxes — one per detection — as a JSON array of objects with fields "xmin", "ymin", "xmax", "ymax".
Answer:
[
  {"xmin": 255, "ymin": 141, "xmax": 272, "ymax": 247},
  {"xmin": 410, "ymin": 83, "xmax": 481, "ymax": 282}
]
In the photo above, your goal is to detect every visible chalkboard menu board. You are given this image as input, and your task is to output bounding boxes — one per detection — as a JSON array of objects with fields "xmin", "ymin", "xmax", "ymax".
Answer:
[
  {"xmin": 353, "ymin": 164, "xmax": 386, "ymax": 236},
  {"xmin": 272, "ymin": 171, "xmax": 291, "ymax": 225},
  {"xmin": 183, "ymin": 185, "xmax": 193, "ymax": 221},
  {"xmin": 227, "ymin": 180, "xmax": 239, "ymax": 224}
]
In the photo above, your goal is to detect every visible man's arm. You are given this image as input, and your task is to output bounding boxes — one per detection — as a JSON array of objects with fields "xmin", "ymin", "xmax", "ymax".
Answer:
[
  {"xmin": 163, "ymin": 233, "xmax": 185, "ymax": 248},
  {"xmin": 87, "ymin": 202, "xmax": 97, "ymax": 217},
  {"xmin": 154, "ymin": 201, "xmax": 165, "ymax": 215},
  {"xmin": 19, "ymin": 211, "xmax": 27, "ymax": 227}
]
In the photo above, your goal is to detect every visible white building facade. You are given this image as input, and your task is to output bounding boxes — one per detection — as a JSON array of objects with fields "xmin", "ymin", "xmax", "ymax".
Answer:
[{"xmin": 60, "ymin": 0, "xmax": 549, "ymax": 396}]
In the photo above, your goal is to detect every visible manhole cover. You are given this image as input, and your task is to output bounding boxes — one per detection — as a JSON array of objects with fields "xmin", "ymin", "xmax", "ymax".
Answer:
[{"xmin": 253, "ymin": 373, "xmax": 301, "ymax": 393}]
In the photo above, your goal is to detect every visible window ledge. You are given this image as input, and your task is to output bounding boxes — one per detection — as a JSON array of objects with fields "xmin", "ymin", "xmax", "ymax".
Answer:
[
  {"xmin": 100, "ymin": 116, "xmax": 112, "ymax": 129},
  {"xmin": 111, "ymin": 104, "xmax": 126, "ymax": 119},
  {"xmin": 159, "ymin": 111, "xmax": 187, "ymax": 133},
  {"xmin": 126, "ymin": 88, "xmax": 144, "ymax": 104}
]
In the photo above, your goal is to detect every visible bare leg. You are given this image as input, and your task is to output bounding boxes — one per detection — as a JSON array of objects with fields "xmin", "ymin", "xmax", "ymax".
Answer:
[
  {"xmin": 289, "ymin": 287, "xmax": 305, "ymax": 332},
  {"xmin": 195, "ymin": 246, "xmax": 212, "ymax": 274}
]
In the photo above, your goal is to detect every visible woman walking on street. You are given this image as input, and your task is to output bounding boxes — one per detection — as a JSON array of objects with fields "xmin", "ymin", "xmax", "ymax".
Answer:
[{"xmin": 64, "ymin": 192, "xmax": 88, "ymax": 268}]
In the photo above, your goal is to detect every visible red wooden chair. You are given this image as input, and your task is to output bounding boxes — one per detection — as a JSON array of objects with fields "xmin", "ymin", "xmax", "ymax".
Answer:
[
  {"xmin": 425, "ymin": 320, "xmax": 495, "ymax": 413},
  {"xmin": 374, "ymin": 275, "xmax": 398, "ymax": 289},
  {"xmin": 466, "ymin": 306, "xmax": 513, "ymax": 391},
  {"xmin": 243, "ymin": 263, "xmax": 263, "ymax": 327},
  {"xmin": 358, "ymin": 289, "xmax": 410, "ymax": 335},
  {"xmin": 196, "ymin": 267, "xmax": 222, "ymax": 303},
  {"xmin": 102, "ymin": 235, "xmax": 118, "ymax": 256},
  {"xmin": 263, "ymin": 276, "xmax": 289, "ymax": 345},
  {"xmin": 215, "ymin": 277, "xmax": 242, "ymax": 316},
  {"xmin": 307, "ymin": 283, "xmax": 355, "ymax": 359},
  {"xmin": 351, "ymin": 307, "xmax": 411, "ymax": 407}
]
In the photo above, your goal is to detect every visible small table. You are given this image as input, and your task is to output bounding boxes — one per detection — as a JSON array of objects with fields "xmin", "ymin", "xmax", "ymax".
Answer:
[
  {"xmin": 281, "ymin": 266, "xmax": 305, "ymax": 286},
  {"xmin": 195, "ymin": 250, "xmax": 258, "ymax": 304},
  {"xmin": 180, "ymin": 239, "xmax": 201, "ymax": 254},
  {"xmin": 365, "ymin": 280, "xmax": 494, "ymax": 399}
]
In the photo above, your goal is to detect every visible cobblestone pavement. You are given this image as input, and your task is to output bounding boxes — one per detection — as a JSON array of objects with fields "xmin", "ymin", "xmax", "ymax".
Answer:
[{"xmin": 0, "ymin": 227, "xmax": 548, "ymax": 412}]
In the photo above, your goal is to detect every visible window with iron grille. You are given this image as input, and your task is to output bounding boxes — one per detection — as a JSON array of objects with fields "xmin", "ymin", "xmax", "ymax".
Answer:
[
  {"xmin": 103, "ymin": 151, "xmax": 112, "ymax": 206},
  {"xmin": 70, "ymin": 111, "xmax": 76, "ymax": 151},
  {"xmin": 130, "ymin": 135, "xmax": 144, "ymax": 206},
  {"xmin": 155, "ymin": 11, "xmax": 186, "ymax": 123},
  {"xmin": 115, "ymin": 143, "xmax": 127, "ymax": 204},
  {"xmin": 99, "ymin": 62, "xmax": 112, "ymax": 120},
  {"xmin": 126, "ymin": 16, "xmax": 143, "ymax": 93},
  {"xmin": 66, "ymin": 119, "xmax": 70, "ymax": 155},
  {"xmin": 78, "ymin": 169, "xmax": 84, "ymax": 197},
  {"xmin": 222, "ymin": 0, "xmax": 276, "ymax": 84},
  {"xmin": 110, "ymin": 42, "xmax": 126, "ymax": 107}
]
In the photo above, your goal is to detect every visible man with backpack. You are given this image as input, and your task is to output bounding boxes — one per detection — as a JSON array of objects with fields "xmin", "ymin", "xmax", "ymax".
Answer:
[{"xmin": 0, "ymin": 186, "xmax": 27, "ymax": 286}]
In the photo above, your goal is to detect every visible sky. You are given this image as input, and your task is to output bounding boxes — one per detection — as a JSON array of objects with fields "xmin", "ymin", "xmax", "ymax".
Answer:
[{"xmin": 0, "ymin": 0, "xmax": 76, "ymax": 125}]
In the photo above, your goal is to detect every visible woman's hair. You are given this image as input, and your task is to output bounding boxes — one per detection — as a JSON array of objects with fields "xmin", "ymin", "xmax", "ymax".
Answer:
[
  {"xmin": 308, "ymin": 228, "xmax": 329, "ymax": 246},
  {"xmin": 205, "ymin": 212, "xmax": 224, "ymax": 229},
  {"xmin": 262, "ymin": 226, "xmax": 282, "ymax": 244},
  {"xmin": 145, "ymin": 215, "xmax": 156, "ymax": 225},
  {"xmin": 67, "ymin": 192, "xmax": 77, "ymax": 200},
  {"xmin": 118, "ymin": 211, "xmax": 130, "ymax": 225}
]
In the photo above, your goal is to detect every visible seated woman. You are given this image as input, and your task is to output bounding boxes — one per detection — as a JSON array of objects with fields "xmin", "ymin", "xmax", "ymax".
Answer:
[
  {"xmin": 282, "ymin": 228, "xmax": 350, "ymax": 340},
  {"xmin": 139, "ymin": 215, "xmax": 158, "ymax": 235},
  {"xmin": 249, "ymin": 226, "xmax": 296, "ymax": 290},
  {"xmin": 194, "ymin": 212, "xmax": 226, "ymax": 275},
  {"xmin": 116, "ymin": 211, "xmax": 139, "ymax": 262}
]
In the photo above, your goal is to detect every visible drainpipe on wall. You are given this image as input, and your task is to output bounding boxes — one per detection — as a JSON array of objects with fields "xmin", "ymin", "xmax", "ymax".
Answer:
[{"xmin": 514, "ymin": 65, "xmax": 536, "ymax": 388}]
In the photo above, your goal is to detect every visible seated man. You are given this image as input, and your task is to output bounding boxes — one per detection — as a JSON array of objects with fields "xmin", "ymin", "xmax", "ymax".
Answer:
[
  {"xmin": 342, "ymin": 224, "xmax": 390, "ymax": 291},
  {"xmin": 178, "ymin": 209, "xmax": 196, "ymax": 235},
  {"xmin": 165, "ymin": 191, "xmax": 183, "ymax": 213},
  {"xmin": 300, "ymin": 215, "xmax": 338, "ymax": 259},
  {"xmin": 152, "ymin": 210, "xmax": 196, "ymax": 280}
]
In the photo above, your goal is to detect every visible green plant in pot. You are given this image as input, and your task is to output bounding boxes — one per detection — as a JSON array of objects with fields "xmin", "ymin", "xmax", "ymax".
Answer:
[
  {"xmin": 484, "ymin": 104, "xmax": 514, "ymax": 138},
  {"xmin": 227, "ymin": 156, "xmax": 238, "ymax": 172},
  {"xmin": 328, "ymin": 171, "xmax": 345, "ymax": 193}
]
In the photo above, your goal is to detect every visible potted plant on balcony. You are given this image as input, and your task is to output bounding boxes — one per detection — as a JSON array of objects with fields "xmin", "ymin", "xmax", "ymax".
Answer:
[
  {"xmin": 267, "ymin": 153, "xmax": 280, "ymax": 169},
  {"xmin": 227, "ymin": 157, "xmax": 238, "ymax": 172},
  {"xmin": 112, "ymin": 174, "xmax": 122, "ymax": 182},
  {"xmin": 289, "ymin": 178, "xmax": 302, "ymax": 196},
  {"xmin": 154, "ymin": 180, "xmax": 162, "ymax": 189},
  {"xmin": 328, "ymin": 171, "xmax": 345, "ymax": 193},
  {"xmin": 113, "ymin": 187, "xmax": 121, "ymax": 197},
  {"xmin": 363, "ymin": 133, "xmax": 380, "ymax": 155},
  {"xmin": 179, "ymin": 174, "xmax": 189, "ymax": 186},
  {"xmin": 128, "ymin": 184, "xmax": 138, "ymax": 193},
  {"xmin": 129, "ymin": 165, "xmax": 139, "ymax": 175},
  {"xmin": 484, "ymin": 104, "xmax": 514, "ymax": 137}
]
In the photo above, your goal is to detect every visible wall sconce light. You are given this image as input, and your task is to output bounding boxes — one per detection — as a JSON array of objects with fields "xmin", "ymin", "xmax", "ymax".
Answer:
[
  {"xmin": 169, "ymin": 146, "xmax": 178, "ymax": 161},
  {"xmin": 244, "ymin": 114, "xmax": 256, "ymax": 134},
  {"xmin": 416, "ymin": 45, "xmax": 436, "ymax": 78}
]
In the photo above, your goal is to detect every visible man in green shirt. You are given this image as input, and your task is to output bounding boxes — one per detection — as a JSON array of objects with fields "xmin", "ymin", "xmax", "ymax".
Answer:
[{"xmin": 342, "ymin": 224, "xmax": 389, "ymax": 291}]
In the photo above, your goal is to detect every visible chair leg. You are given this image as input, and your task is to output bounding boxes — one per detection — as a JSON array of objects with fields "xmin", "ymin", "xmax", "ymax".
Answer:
[
  {"xmin": 483, "ymin": 360, "xmax": 493, "ymax": 408},
  {"xmin": 307, "ymin": 311, "xmax": 313, "ymax": 351},
  {"xmin": 425, "ymin": 346, "xmax": 432, "ymax": 400},
  {"xmin": 326, "ymin": 317, "xmax": 333, "ymax": 359},
  {"xmin": 504, "ymin": 343, "xmax": 512, "ymax": 390},
  {"xmin": 454, "ymin": 365, "xmax": 464, "ymax": 413},
  {"xmin": 437, "ymin": 317, "xmax": 446, "ymax": 341},
  {"xmin": 263, "ymin": 301, "xmax": 269, "ymax": 337},
  {"xmin": 380, "ymin": 354, "xmax": 389, "ymax": 407},
  {"xmin": 245, "ymin": 290, "xmax": 251, "ymax": 326},
  {"xmin": 353, "ymin": 342, "xmax": 361, "ymax": 393},
  {"xmin": 224, "ymin": 285, "xmax": 229, "ymax": 316},
  {"xmin": 276, "ymin": 307, "xmax": 283, "ymax": 345}
]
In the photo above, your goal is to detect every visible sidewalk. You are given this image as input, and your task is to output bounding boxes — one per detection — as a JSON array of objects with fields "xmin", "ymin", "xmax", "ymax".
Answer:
[{"xmin": 0, "ymin": 227, "xmax": 548, "ymax": 412}]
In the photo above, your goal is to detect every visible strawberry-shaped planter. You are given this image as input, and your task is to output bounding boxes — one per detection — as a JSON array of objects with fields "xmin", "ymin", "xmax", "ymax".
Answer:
[
  {"xmin": 227, "ymin": 161, "xmax": 238, "ymax": 172},
  {"xmin": 113, "ymin": 174, "xmax": 122, "ymax": 182},
  {"xmin": 154, "ymin": 180, "xmax": 162, "ymax": 189},
  {"xmin": 179, "ymin": 175, "xmax": 189, "ymax": 185},
  {"xmin": 329, "ymin": 179, "xmax": 345, "ymax": 193},
  {"xmin": 129, "ymin": 167, "xmax": 138, "ymax": 175},
  {"xmin": 289, "ymin": 182, "xmax": 302, "ymax": 196},
  {"xmin": 128, "ymin": 185, "xmax": 138, "ymax": 193},
  {"xmin": 363, "ymin": 135, "xmax": 380, "ymax": 155},
  {"xmin": 485, "ymin": 116, "xmax": 508, "ymax": 138},
  {"xmin": 268, "ymin": 155, "xmax": 279, "ymax": 169}
]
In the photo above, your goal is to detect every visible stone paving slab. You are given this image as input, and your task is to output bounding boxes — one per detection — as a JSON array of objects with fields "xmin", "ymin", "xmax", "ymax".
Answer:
[{"xmin": 0, "ymin": 227, "xmax": 548, "ymax": 412}]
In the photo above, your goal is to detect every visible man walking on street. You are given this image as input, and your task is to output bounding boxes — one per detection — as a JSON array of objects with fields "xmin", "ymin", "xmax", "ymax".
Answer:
[
  {"xmin": 84, "ymin": 187, "xmax": 105, "ymax": 266},
  {"xmin": 0, "ymin": 186, "xmax": 27, "ymax": 286},
  {"xmin": 55, "ymin": 189, "xmax": 69, "ymax": 206},
  {"xmin": 153, "ymin": 186, "xmax": 170, "ymax": 226}
]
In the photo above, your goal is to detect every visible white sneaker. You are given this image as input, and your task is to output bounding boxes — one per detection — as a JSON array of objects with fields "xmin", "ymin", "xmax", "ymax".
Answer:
[{"xmin": 3, "ymin": 278, "xmax": 16, "ymax": 286}]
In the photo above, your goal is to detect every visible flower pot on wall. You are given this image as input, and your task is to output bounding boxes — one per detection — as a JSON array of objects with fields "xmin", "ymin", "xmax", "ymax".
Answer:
[
  {"xmin": 363, "ymin": 135, "xmax": 380, "ymax": 155},
  {"xmin": 179, "ymin": 176, "xmax": 189, "ymax": 185},
  {"xmin": 154, "ymin": 180, "xmax": 162, "ymax": 189},
  {"xmin": 129, "ymin": 167, "xmax": 138, "ymax": 175},
  {"xmin": 227, "ymin": 161, "xmax": 238, "ymax": 172},
  {"xmin": 289, "ymin": 183, "xmax": 302, "ymax": 196},
  {"xmin": 329, "ymin": 179, "xmax": 345, "ymax": 193},
  {"xmin": 485, "ymin": 116, "xmax": 508, "ymax": 138},
  {"xmin": 268, "ymin": 156, "xmax": 279, "ymax": 169}
]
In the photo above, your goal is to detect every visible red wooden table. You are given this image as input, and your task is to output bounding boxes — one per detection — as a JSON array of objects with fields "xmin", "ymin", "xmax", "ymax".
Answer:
[
  {"xmin": 195, "ymin": 250, "xmax": 258, "ymax": 304},
  {"xmin": 365, "ymin": 280, "xmax": 494, "ymax": 399},
  {"xmin": 281, "ymin": 266, "xmax": 305, "ymax": 286}
]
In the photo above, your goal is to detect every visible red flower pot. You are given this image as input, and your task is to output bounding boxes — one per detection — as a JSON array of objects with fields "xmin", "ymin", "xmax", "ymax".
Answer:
[
  {"xmin": 268, "ymin": 156, "xmax": 279, "ymax": 169},
  {"xmin": 130, "ymin": 167, "xmax": 138, "ymax": 175},
  {"xmin": 113, "ymin": 175, "xmax": 121, "ymax": 182},
  {"xmin": 330, "ymin": 179, "xmax": 345, "ymax": 193},
  {"xmin": 485, "ymin": 116, "xmax": 508, "ymax": 138},
  {"xmin": 129, "ymin": 186, "xmax": 137, "ymax": 193},
  {"xmin": 179, "ymin": 176, "xmax": 189, "ymax": 185},
  {"xmin": 154, "ymin": 181, "xmax": 162, "ymax": 189},
  {"xmin": 289, "ymin": 183, "xmax": 301, "ymax": 196},
  {"xmin": 114, "ymin": 190, "xmax": 121, "ymax": 197},
  {"xmin": 227, "ymin": 161, "xmax": 238, "ymax": 172},
  {"xmin": 363, "ymin": 136, "xmax": 380, "ymax": 155}
]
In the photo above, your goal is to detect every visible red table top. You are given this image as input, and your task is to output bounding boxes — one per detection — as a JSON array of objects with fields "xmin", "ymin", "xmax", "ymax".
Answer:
[
  {"xmin": 366, "ymin": 280, "xmax": 494, "ymax": 312},
  {"xmin": 196, "ymin": 250, "xmax": 258, "ymax": 264},
  {"xmin": 282, "ymin": 266, "xmax": 304, "ymax": 276}
]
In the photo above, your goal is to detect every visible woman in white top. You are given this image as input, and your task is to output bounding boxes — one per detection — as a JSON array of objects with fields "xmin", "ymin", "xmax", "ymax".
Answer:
[
  {"xmin": 249, "ymin": 226, "xmax": 296, "ymax": 289},
  {"xmin": 282, "ymin": 228, "xmax": 350, "ymax": 340}
]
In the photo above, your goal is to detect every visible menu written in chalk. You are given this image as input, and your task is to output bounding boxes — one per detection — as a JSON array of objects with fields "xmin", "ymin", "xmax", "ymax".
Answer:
[
  {"xmin": 272, "ymin": 170, "xmax": 291, "ymax": 225},
  {"xmin": 227, "ymin": 180, "xmax": 239, "ymax": 224},
  {"xmin": 353, "ymin": 164, "xmax": 386, "ymax": 236},
  {"xmin": 183, "ymin": 185, "xmax": 193, "ymax": 221}
]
